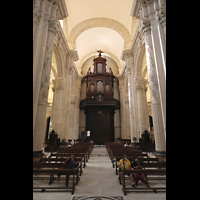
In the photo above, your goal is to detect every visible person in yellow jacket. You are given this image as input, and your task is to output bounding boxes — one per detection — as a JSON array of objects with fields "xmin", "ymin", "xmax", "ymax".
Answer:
[{"xmin": 118, "ymin": 154, "xmax": 136, "ymax": 187}]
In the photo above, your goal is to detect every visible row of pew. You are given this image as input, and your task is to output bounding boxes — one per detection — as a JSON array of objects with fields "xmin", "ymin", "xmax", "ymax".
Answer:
[
  {"xmin": 33, "ymin": 143, "xmax": 94, "ymax": 194},
  {"xmin": 106, "ymin": 142, "xmax": 166, "ymax": 195}
]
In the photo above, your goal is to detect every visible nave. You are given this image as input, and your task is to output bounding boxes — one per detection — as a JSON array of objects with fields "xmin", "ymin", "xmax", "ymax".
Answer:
[{"xmin": 33, "ymin": 146, "xmax": 166, "ymax": 200}]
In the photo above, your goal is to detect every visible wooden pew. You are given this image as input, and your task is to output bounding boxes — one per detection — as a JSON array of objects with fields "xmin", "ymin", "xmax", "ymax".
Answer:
[
  {"xmin": 33, "ymin": 169, "xmax": 77, "ymax": 194},
  {"xmin": 106, "ymin": 142, "xmax": 147, "ymax": 168},
  {"xmin": 39, "ymin": 157, "xmax": 83, "ymax": 176},
  {"xmin": 50, "ymin": 152, "xmax": 87, "ymax": 168},
  {"xmin": 60, "ymin": 143, "xmax": 94, "ymax": 157},
  {"xmin": 121, "ymin": 169, "xmax": 166, "ymax": 195},
  {"xmin": 33, "ymin": 162, "xmax": 80, "ymax": 185},
  {"xmin": 57, "ymin": 144, "xmax": 94, "ymax": 163},
  {"xmin": 110, "ymin": 152, "xmax": 146, "ymax": 168},
  {"xmin": 115, "ymin": 156, "xmax": 158, "ymax": 175},
  {"xmin": 111, "ymin": 152, "xmax": 147, "ymax": 168},
  {"xmin": 118, "ymin": 162, "xmax": 166, "ymax": 183}
]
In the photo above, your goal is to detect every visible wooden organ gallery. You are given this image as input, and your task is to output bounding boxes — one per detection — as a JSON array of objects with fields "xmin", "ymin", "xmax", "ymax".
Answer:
[{"xmin": 80, "ymin": 50, "xmax": 120, "ymax": 145}]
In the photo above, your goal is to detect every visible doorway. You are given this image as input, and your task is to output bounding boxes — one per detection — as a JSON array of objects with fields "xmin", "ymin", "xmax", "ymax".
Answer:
[{"xmin": 86, "ymin": 108, "xmax": 114, "ymax": 145}]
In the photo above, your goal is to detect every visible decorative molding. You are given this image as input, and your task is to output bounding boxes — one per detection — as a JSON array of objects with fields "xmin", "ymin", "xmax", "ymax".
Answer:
[{"xmin": 51, "ymin": 0, "xmax": 68, "ymax": 20}]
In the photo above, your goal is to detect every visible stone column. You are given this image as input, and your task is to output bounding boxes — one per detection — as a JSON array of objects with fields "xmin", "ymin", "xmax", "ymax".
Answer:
[
  {"xmin": 127, "ymin": 71, "xmax": 134, "ymax": 142},
  {"xmin": 113, "ymin": 78, "xmax": 121, "ymax": 140},
  {"xmin": 33, "ymin": 0, "xmax": 68, "ymax": 130},
  {"xmin": 140, "ymin": 0, "xmax": 166, "ymax": 140},
  {"xmin": 62, "ymin": 51, "xmax": 79, "ymax": 140},
  {"xmin": 33, "ymin": 16, "xmax": 58, "ymax": 157},
  {"xmin": 74, "ymin": 77, "xmax": 82, "ymax": 139},
  {"xmin": 33, "ymin": 0, "xmax": 68, "ymax": 156},
  {"xmin": 141, "ymin": 20, "xmax": 166, "ymax": 156},
  {"xmin": 51, "ymin": 77, "xmax": 64, "ymax": 139},
  {"xmin": 122, "ymin": 50, "xmax": 139, "ymax": 142},
  {"xmin": 33, "ymin": 0, "xmax": 56, "ymax": 131},
  {"xmin": 134, "ymin": 77, "xmax": 150, "ymax": 136},
  {"xmin": 63, "ymin": 67, "xmax": 73, "ymax": 140},
  {"xmin": 124, "ymin": 94, "xmax": 130, "ymax": 140},
  {"xmin": 118, "ymin": 77, "xmax": 125, "ymax": 140}
]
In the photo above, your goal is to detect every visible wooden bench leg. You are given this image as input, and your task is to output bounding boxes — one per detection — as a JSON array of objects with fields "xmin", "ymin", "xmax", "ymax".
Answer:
[
  {"xmin": 71, "ymin": 170, "xmax": 75, "ymax": 194},
  {"xmin": 122, "ymin": 186, "xmax": 126, "ymax": 195},
  {"xmin": 49, "ymin": 175, "xmax": 55, "ymax": 185},
  {"xmin": 123, "ymin": 172, "xmax": 127, "ymax": 195},
  {"xmin": 118, "ymin": 172, "xmax": 121, "ymax": 184}
]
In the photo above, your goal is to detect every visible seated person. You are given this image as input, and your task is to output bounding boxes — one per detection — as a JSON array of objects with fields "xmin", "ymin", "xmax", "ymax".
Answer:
[
  {"xmin": 61, "ymin": 155, "xmax": 78, "ymax": 187},
  {"xmin": 90, "ymin": 139, "xmax": 94, "ymax": 143},
  {"xmin": 124, "ymin": 142, "xmax": 128, "ymax": 147},
  {"xmin": 131, "ymin": 157, "xmax": 150, "ymax": 188},
  {"xmin": 118, "ymin": 154, "xmax": 136, "ymax": 187}
]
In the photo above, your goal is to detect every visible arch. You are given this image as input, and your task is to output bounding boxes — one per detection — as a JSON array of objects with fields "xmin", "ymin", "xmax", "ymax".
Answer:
[
  {"xmin": 53, "ymin": 45, "xmax": 64, "ymax": 78},
  {"xmin": 68, "ymin": 18, "xmax": 132, "ymax": 49},
  {"xmin": 79, "ymin": 50, "xmax": 122, "ymax": 71},
  {"xmin": 51, "ymin": 64, "xmax": 57, "ymax": 77}
]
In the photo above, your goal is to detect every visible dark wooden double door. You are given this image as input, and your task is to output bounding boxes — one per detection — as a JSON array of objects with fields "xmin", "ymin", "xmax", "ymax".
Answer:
[{"xmin": 86, "ymin": 107, "xmax": 114, "ymax": 145}]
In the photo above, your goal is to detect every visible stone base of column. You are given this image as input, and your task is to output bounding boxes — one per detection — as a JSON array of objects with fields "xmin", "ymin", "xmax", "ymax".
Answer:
[
  {"xmin": 33, "ymin": 150, "xmax": 44, "ymax": 157},
  {"xmin": 155, "ymin": 150, "xmax": 166, "ymax": 157}
]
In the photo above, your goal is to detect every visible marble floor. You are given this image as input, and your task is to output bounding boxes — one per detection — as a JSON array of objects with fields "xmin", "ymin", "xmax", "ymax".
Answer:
[{"xmin": 33, "ymin": 146, "xmax": 166, "ymax": 200}]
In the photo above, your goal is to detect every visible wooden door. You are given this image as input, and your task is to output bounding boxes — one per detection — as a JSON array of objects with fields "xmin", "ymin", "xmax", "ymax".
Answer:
[{"xmin": 86, "ymin": 108, "xmax": 114, "ymax": 145}]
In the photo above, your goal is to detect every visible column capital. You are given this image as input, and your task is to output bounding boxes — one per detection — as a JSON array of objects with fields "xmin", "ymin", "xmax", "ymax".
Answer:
[
  {"xmin": 139, "ymin": 19, "xmax": 151, "ymax": 36},
  {"xmin": 134, "ymin": 77, "xmax": 147, "ymax": 90},
  {"xmin": 68, "ymin": 50, "xmax": 79, "ymax": 61},
  {"xmin": 53, "ymin": 77, "xmax": 64, "ymax": 91},
  {"xmin": 65, "ymin": 50, "xmax": 79, "ymax": 68},
  {"xmin": 51, "ymin": 0, "xmax": 68, "ymax": 20},
  {"xmin": 121, "ymin": 49, "xmax": 134, "ymax": 62},
  {"xmin": 121, "ymin": 50, "xmax": 134, "ymax": 73}
]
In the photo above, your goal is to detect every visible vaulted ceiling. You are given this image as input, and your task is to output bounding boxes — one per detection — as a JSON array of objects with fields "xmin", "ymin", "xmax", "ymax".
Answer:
[{"xmin": 63, "ymin": 0, "xmax": 138, "ymax": 75}]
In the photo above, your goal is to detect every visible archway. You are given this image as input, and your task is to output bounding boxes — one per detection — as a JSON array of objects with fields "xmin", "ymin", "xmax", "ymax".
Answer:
[{"xmin": 68, "ymin": 17, "xmax": 132, "ymax": 49}]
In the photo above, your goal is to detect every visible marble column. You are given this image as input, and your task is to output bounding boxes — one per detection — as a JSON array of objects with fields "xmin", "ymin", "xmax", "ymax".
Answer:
[
  {"xmin": 135, "ymin": 77, "xmax": 150, "ymax": 137},
  {"xmin": 142, "ymin": 20, "xmax": 166, "ymax": 156}
]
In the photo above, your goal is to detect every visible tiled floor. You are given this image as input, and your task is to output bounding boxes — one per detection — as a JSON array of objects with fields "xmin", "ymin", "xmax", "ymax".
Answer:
[{"xmin": 33, "ymin": 146, "xmax": 166, "ymax": 200}]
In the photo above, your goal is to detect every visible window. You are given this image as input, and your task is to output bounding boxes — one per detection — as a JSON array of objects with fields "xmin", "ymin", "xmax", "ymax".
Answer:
[
  {"xmin": 106, "ymin": 84, "xmax": 110, "ymax": 93},
  {"xmin": 90, "ymin": 84, "xmax": 94, "ymax": 93},
  {"xmin": 97, "ymin": 81, "xmax": 103, "ymax": 92},
  {"xmin": 97, "ymin": 63, "xmax": 102, "ymax": 73}
]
